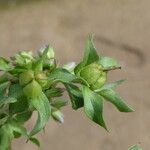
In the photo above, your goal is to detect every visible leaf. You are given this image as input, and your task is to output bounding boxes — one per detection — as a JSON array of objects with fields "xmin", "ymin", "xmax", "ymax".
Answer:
[
  {"xmin": 9, "ymin": 84, "xmax": 28, "ymax": 114},
  {"xmin": 29, "ymin": 93, "xmax": 51, "ymax": 136},
  {"xmin": 15, "ymin": 111, "xmax": 32, "ymax": 124},
  {"xmin": 49, "ymin": 68, "xmax": 77, "ymax": 83},
  {"xmin": 74, "ymin": 35, "xmax": 99, "ymax": 75},
  {"xmin": 65, "ymin": 84, "xmax": 84, "ymax": 110},
  {"xmin": 0, "ymin": 97, "xmax": 17, "ymax": 107},
  {"xmin": 9, "ymin": 120, "xmax": 28, "ymax": 138},
  {"xmin": 95, "ymin": 79, "xmax": 126, "ymax": 92},
  {"xmin": 98, "ymin": 56, "xmax": 119, "ymax": 68},
  {"xmin": 51, "ymin": 99, "xmax": 68, "ymax": 109},
  {"xmin": 82, "ymin": 86, "xmax": 107, "ymax": 130},
  {"xmin": 23, "ymin": 80, "xmax": 51, "ymax": 136},
  {"xmin": 45, "ymin": 88, "xmax": 64, "ymax": 98},
  {"xmin": 100, "ymin": 89, "xmax": 134, "ymax": 112},
  {"xmin": 0, "ymin": 125, "xmax": 13, "ymax": 150},
  {"xmin": 0, "ymin": 74, "xmax": 8, "ymax": 84},
  {"xmin": 34, "ymin": 45, "xmax": 52, "ymax": 72},
  {"xmin": 0, "ymin": 81, "xmax": 9, "ymax": 95},
  {"xmin": 0, "ymin": 120, "xmax": 27, "ymax": 149},
  {"xmin": 0, "ymin": 57, "xmax": 10, "ymax": 71},
  {"xmin": 128, "ymin": 145, "xmax": 142, "ymax": 150},
  {"xmin": 29, "ymin": 137, "xmax": 40, "ymax": 147},
  {"xmin": 63, "ymin": 62, "xmax": 76, "ymax": 73},
  {"xmin": 0, "ymin": 114, "xmax": 8, "ymax": 126}
]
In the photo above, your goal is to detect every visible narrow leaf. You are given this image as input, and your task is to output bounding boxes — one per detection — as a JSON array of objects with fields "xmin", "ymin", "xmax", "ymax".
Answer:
[
  {"xmin": 82, "ymin": 86, "xmax": 107, "ymax": 130},
  {"xmin": 95, "ymin": 79, "xmax": 125, "ymax": 92},
  {"xmin": 49, "ymin": 68, "xmax": 77, "ymax": 83},
  {"xmin": 0, "ymin": 57, "xmax": 10, "ymax": 71},
  {"xmin": 74, "ymin": 35, "xmax": 99, "ymax": 74},
  {"xmin": 98, "ymin": 56, "xmax": 119, "ymax": 68},
  {"xmin": 128, "ymin": 145, "xmax": 142, "ymax": 150},
  {"xmin": 23, "ymin": 80, "xmax": 51, "ymax": 136},
  {"xmin": 100, "ymin": 89, "xmax": 134, "ymax": 112},
  {"xmin": 29, "ymin": 137, "xmax": 40, "ymax": 147},
  {"xmin": 65, "ymin": 84, "xmax": 84, "ymax": 110}
]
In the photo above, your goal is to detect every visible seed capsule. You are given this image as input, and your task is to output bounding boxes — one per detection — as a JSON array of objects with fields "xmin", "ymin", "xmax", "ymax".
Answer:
[
  {"xmin": 80, "ymin": 63, "xmax": 107, "ymax": 90},
  {"xmin": 19, "ymin": 70, "xmax": 34, "ymax": 86}
]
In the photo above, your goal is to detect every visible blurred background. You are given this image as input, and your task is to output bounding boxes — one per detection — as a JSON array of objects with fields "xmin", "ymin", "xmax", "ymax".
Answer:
[{"xmin": 0, "ymin": 0, "xmax": 149, "ymax": 149}]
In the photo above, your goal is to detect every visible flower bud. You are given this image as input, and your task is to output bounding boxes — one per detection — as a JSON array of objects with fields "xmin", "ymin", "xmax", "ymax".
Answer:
[
  {"xmin": 19, "ymin": 70, "xmax": 34, "ymax": 86},
  {"xmin": 52, "ymin": 109, "xmax": 64, "ymax": 123},
  {"xmin": 80, "ymin": 63, "xmax": 107, "ymax": 90},
  {"xmin": 11, "ymin": 51, "xmax": 33, "ymax": 66}
]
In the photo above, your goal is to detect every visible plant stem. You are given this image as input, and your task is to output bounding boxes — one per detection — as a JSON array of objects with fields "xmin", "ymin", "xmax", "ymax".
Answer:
[{"xmin": 103, "ymin": 66, "xmax": 121, "ymax": 72}]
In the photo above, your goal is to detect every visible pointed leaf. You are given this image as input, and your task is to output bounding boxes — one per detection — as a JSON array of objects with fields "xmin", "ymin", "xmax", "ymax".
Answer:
[
  {"xmin": 128, "ymin": 145, "xmax": 142, "ymax": 150},
  {"xmin": 29, "ymin": 137, "xmax": 40, "ymax": 147},
  {"xmin": 98, "ymin": 56, "xmax": 119, "ymax": 68},
  {"xmin": 100, "ymin": 89, "xmax": 134, "ymax": 112},
  {"xmin": 82, "ymin": 86, "xmax": 107, "ymax": 130},
  {"xmin": 95, "ymin": 79, "xmax": 125, "ymax": 92},
  {"xmin": 65, "ymin": 84, "xmax": 84, "ymax": 110},
  {"xmin": 49, "ymin": 68, "xmax": 77, "ymax": 83},
  {"xmin": 0, "ymin": 57, "xmax": 10, "ymax": 71},
  {"xmin": 51, "ymin": 99, "xmax": 68, "ymax": 109},
  {"xmin": 0, "ymin": 81, "xmax": 10, "ymax": 95},
  {"xmin": 29, "ymin": 93, "xmax": 51, "ymax": 136},
  {"xmin": 74, "ymin": 35, "xmax": 99, "ymax": 74}
]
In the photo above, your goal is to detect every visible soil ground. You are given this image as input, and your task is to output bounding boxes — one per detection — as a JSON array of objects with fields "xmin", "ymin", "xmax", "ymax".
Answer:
[{"xmin": 0, "ymin": 0, "xmax": 149, "ymax": 149}]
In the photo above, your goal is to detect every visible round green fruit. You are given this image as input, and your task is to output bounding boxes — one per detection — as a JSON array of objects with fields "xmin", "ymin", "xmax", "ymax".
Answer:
[
  {"xmin": 19, "ymin": 70, "xmax": 34, "ymax": 86},
  {"xmin": 80, "ymin": 63, "xmax": 107, "ymax": 90}
]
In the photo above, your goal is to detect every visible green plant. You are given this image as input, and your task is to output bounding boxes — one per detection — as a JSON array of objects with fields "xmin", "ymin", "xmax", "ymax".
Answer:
[
  {"xmin": 128, "ymin": 145, "xmax": 142, "ymax": 150},
  {"xmin": 0, "ymin": 35, "xmax": 134, "ymax": 149}
]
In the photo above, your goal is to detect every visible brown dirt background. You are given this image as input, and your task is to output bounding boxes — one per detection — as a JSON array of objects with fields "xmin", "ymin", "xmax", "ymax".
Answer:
[{"xmin": 0, "ymin": 0, "xmax": 149, "ymax": 149}]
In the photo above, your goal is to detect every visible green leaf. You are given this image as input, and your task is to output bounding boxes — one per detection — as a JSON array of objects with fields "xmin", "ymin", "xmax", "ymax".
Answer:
[
  {"xmin": 0, "ymin": 74, "xmax": 8, "ymax": 84},
  {"xmin": 9, "ymin": 120, "xmax": 28, "ymax": 138},
  {"xmin": 51, "ymin": 99, "xmax": 68, "ymax": 109},
  {"xmin": 29, "ymin": 137, "xmax": 40, "ymax": 147},
  {"xmin": 34, "ymin": 45, "xmax": 52, "ymax": 72},
  {"xmin": 23, "ymin": 80, "xmax": 51, "ymax": 136},
  {"xmin": 95, "ymin": 79, "xmax": 125, "ymax": 92},
  {"xmin": 9, "ymin": 84, "xmax": 28, "ymax": 114},
  {"xmin": 45, "ymin": 88, "xmax": 64, "ymax": 98},
  {"xmin": 0, "ymin": 97, "xmax": 17, "ymax": 107},
  {"xmin": 0, "ymin": 120, "xmax": 27, "ymax": 149},
  {"xmin": 74, "ymin": 35, "xmax": 99, "ymax": 75},
  {"xmin": 65, "ymin": 84, "xmax": 84, "ymax": 110},
  {"xmin": 0, "ymin": 82, "xmax": 10, "ymax": 95},
  {"xmin": 0, "ymin": 114, "xmax": 8, "ymax": 126},
  {"xmin": 15, "ymin": 111, "xmax": 32, "ymax": 124},
  {"xmin": 128, "ymin": 145, "xmax": 142, "ymax": 150},
  {"xmin": 29, "ymin": 93, "xmax": 51, "ymax": 136},
  {"xmin": 98, "ymin": 56, "xmax": 119, "ymax": 68},
  {"xmin": 82, "ymin": 86, "xmax": 107, "ymax": 130},
  {"xmin": 0, "ymin": 57, "xmax": 10, "ymax": 71},
  {"xmin": 0, "ymin": 124, "xmax": 13, "ymax": 150},
  {"xmin": 100, "ymin": 89, "xmax": 134, "ymax": 112},
  {"xmin": 49, "ymin": 68, "xmax": 77, "ymax": 83}
]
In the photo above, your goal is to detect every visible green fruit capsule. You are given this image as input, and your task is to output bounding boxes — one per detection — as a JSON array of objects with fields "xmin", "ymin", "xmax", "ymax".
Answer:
[
  {"xmin": 80, "ymin": 63, "xmax": 103, "ymax": 85},
  {"xmin": 19, "ymin": 70, "xmax": 34, "ymax": 86},
  {"xmin": 90, "ymin": 72, "xmax": 107, "ymax": 90},
  {"xmin": 35, "ymin": 72, "xmax": 50, "ymax": 89},
  {"xmin": 23, "ymin": 80, "xmax": 42, "ymax": 98},
  {"xmin": 80, "ymin": 63, "xmax": 107, "ymax": 90}
]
